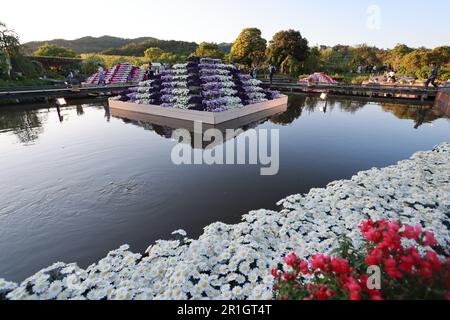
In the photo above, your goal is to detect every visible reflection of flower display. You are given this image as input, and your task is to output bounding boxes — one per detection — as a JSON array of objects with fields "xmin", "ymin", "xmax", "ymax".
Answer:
[{"xmin": 116, "ymin": 57, "xmax": 282, "ymax": 112}]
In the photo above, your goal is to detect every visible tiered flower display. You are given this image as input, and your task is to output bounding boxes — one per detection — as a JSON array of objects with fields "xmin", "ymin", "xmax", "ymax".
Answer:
[
  {"xmin": 134, "ymin": 77, "xmax": 163, "ymax": 105},
  {"xmin": 272, "ymin": 219, "xmax": 450, "ymax": 300},
  {"xmin": 198, "ymin": 57, "xmax": 243, "ymax": 112},
  {"xmin": 85, "ymin": 63, "xmax": 145, "ymax": 85},
  {"xmin": 159, "ymin": 63, "xmax": 197, "ymax": 109},
  {"xmin": 117, "ymin": 57, "xmax": 282, "ymax": 112}
]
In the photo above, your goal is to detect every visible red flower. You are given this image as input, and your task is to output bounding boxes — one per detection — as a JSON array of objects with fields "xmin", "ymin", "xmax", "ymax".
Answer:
[
  {"xmin": 370, "ymin": 292, "xmax": 384, "ymax": 300},
  {"xmin": 283, "ymin": 252, "xmax": 298, "ymax": 268},
  {"xmin": 349, "ymin": 290, "xmax": 362, "ymax": 300},
  {"xmin": 424, "ymin": 251, "xmax": 443, "ymax": 272},
  {"xmin": 331, "ymin": 258, "xmax": 351, "ymax": 275},
  {"xmin": 366, "ymin": 248, "xmax": 383, "ymax": 266},
  {"xmin": 299, "ymin": 259, "xmax": 312, "ymax": 275},
  {"xmin": 423, "ymin": 231, "xmax": 437, "ymax": 247},
  {"xmin": 403, "ymin": 224, "xmax": 422, "ymax": 241},
  {"xmin": 385, "ymin": 258, "xmax": 403, "ymax": 279},
  {"xmin": 271, "ymin": 268, "xmax": 281, "ymax": 280},
  {"xmin": 310, "ymin": 254, "xmax": 330, "ymax": 272},
  {"xmin": 399, "ymin": 255, "xmax": 414, "ymax": 274}
]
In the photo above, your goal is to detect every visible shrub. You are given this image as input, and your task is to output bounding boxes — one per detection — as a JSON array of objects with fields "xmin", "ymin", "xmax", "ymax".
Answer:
[
  {"xmin": 272, "ymin": 219, "xmax": 449, "ymax": 300},
  {"xmin": 81, "ymin": 54, "xmax": 106, "ymax": 76}
]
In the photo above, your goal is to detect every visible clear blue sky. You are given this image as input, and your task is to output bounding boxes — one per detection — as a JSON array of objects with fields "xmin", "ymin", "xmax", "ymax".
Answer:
[{"xmin": 3, "ymin": 0, "xmax": 449, "ymax": 48}]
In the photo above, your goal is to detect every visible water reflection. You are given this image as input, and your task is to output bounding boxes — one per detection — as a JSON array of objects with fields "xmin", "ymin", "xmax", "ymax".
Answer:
[
  {"xmin": 0, "ymin": 96, "xmax": 448, "ymax": 283},
  {"xmin": 381, "ymin": 104, "xmax": 442, "ymax": 129},
  {"xmin": 0, "ymin": 109, "xmax": 44, "ymax": 144},
  {"xmin": 1, "ymin": 95, "xmax": 443, "ymax": 147},
  {"xmin": 270, "ymin": 95, "xmax": 446, "ymax": 128},
  {"xmin": 0, "ymin": 99, "xmax": 107, "ymax": 144},
  {"xmin": 112, "ymin": 105, "xmax": 287, "ymax": 149},
  {"xmin": 76, "ymin": 105, "xmax": 85, "ymax": 116}
]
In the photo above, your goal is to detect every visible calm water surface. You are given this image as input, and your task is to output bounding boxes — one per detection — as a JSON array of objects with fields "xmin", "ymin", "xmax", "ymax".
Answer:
[{"xmin": 0, "ymin": 95, "xmax": 449, "ymax": 281}]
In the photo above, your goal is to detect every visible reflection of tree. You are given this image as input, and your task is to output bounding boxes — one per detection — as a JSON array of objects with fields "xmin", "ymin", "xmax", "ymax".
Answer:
[
  {"xmin": 270, "ymin": 95, "xmax": 369, "ymax": 124},
  {"xmin": 338, "ymin": 99, "xmax": 366, "ymax": 114},
  {"xmin": 0, "ymin": 109, "xmax": 44, "ymax": 144},
  {"xmin": 270, "ymin": 95, "xmax": 306, "ymax": 125},
  {"xmin": 76, "ymin": 105, "xmax": 84, "ymax": 116},
  {"xmin": 381, "ymin": 104, "xmax": 440, "ymax": 129}
]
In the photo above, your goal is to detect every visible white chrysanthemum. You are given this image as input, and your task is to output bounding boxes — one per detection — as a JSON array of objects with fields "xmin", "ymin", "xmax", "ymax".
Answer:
[
  {"xmin": 32, "ymin": 279, "xmax": 50, "ymax": 294},
  {"xmin": 47, "ymin": 281, "xmax": 63, "ymax": 299}
]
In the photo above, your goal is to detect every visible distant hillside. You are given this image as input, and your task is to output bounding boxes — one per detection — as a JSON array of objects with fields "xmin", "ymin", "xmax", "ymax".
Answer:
[
  {"xmin": 23, "ymin": 35, "xmax": 234, "ymax": 57},
  {"xmin": 23, "ymin": 36, "xmax": 157, "ymax": 54},
  {"xmin": 102, "ymin": 39, "xmax": 199, "ymax": 56}
]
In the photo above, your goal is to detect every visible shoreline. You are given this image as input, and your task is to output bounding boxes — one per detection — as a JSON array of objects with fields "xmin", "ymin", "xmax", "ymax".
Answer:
[{"xmin": 1, "ymin": 141, "xmax": 449, "ymax": 300}]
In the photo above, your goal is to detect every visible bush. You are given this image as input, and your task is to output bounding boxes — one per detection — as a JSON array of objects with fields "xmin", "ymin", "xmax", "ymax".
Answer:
[
  {"xmin": 350, "ymin": 75, "xmax": 370, "ymax": 84},
  {"xmin": 10, "ymin": 54, "xmax": 42, "ymax": 79},
  {"xmin": 272, "ymin": 219, "xmax": 449, "ymax": 300},
  {"xmin": 81, "ymin": 54, "xmax": 106, "ymax": 76}
]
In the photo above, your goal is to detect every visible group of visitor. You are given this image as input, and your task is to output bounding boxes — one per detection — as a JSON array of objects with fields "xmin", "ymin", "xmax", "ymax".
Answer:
[
  {"xmin": 356, "ymin": 65, "xmax": 378, "ymax": 75},
  {"xmin": 248, "ymin": 64, "xmax": 277, "ymax": 84},
  {"xmin": 65, "ymin": 69, "xmax": 81, "ymax": 85}
]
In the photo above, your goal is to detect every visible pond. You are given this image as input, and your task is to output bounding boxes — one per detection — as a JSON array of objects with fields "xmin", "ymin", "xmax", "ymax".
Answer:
[{"xmin": 0, "ymin": 95, "xmax": 449, "ymax": 282}]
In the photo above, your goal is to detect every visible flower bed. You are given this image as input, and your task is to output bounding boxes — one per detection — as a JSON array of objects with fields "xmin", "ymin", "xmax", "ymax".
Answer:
[
  {"xmin": 273, "ymin": 219, "xmax": 449, "ymax": 300},
  {"xmin": 85, "ymin": 63, "xmax": 144, "ymax": 85},
  {"xmin": 1, "ymin": 142, "xmax": 449, "ymax": 300}
]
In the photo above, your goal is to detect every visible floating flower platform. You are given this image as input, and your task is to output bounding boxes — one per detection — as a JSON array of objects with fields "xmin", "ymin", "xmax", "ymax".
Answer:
[
  {"xmin": 109, "ymin": 95, "xmax": 288, "ymax": 125},
  {"xmin": 109, "ymin": 57, "xmax": 287, "ymax": 124}
]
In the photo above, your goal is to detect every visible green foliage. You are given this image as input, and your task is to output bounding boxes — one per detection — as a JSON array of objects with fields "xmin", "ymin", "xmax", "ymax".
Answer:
[
  {"xmin": 33, "ymin": 44, "xmax": 78, "ymax": 58},
  {"xmin": 80, "ymin": 54, "xmax": 106, "ymax": 76},
  {"xmin": 0, "ymin": 50, "xmax": 9, "ymax": 78},
  {"xmin": 0, "ymin": 78, "xmax": 52, "ymax": 88},
  {"xmin": 266, "ymin": 29, "xmax": 308, "ymax": 75},
  {"xmin": 319, "ymin": 46, "xmax": 355, "ymax": 74},
  {"xmin": 230, "ymin": 28, "xmax": 267, "ymax": 68},
  {"xmin": 103, "ymin": 39, "xmax": 197, "ymax": 57},
  {"xmin": 10, "ymin": 54, "xmax": 43, "ymax": 79},
  {"xmin": 217, "ymin": 43, "xmax": 233, "ymax": 55},
  {"xmin": 0, "ymin": 22, "xmax": 20, "ymax": 56},
  {"xmin": 350, "ymin": 44, "xmax": 381, "ymax": 68},
  {"xmin": 192, "ymin": 42, "xmax": 224, "ymax": 59},
  {"xmin": 143, "ymin": 47, "xmax": 182, "ymax": 63},
  {"xmin": 144, "ymin": 47, "xmax": 164, "ymax": 61},
  {"xmin": 23, "ymin": 36, "xmax": 157, "ymax": 54}
]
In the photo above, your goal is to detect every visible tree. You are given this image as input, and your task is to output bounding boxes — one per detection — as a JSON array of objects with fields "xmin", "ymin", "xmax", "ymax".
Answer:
[
  {"xmin": 303, "ymin": 46, "xmax": 322, "ymax": 73},
  {"xmin": 350, "ymin": 44, "xmax": 382, "ymax": 68},
  {"xmin": 81, "ymin": 54, "xmax": 106, "ymax": 75},
  {"xmin": 230, "ymin": 28, "xmax": 267, "ymax": 68},
  {"xmin": 319, "ymin": 46, "xmax": 354, "ymax": 73},
  {"xmin": 266, "ymin": 29, "xmax": 308, "ymax": 73},
  {"xmin": 192, "ymin": 42, "xmax": 224, "ymax": 59},
  {"xmin": 0, "ymin": 22, "xmax": 20, "ymax": 55},
  {"xmin": 144, "ymin": 47, "xmax": 164, "ymax": 61},
  {"xmin": 0, "ymin": 22, "xmax": 20, "ymax": 78},
  {"xmin": 33, "ymin": 44, "xmax": 78, "ymax": 58},
  {"xmin": 431, "ymin": 46, "xmax": 450, "ymax": 67}
]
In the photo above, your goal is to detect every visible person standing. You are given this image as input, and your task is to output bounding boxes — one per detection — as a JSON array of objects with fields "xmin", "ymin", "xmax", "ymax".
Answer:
[
  {"xmin": 269, "ymin": 64, "xmax": 276, "ymax": 84},
  {"xmin": 97, "ymin": 64, "xmax": 105, "ymax": 85},
  {"xmin": 147, "ymin": 62, "xmax": 154, "ymax": 79},
  {"xmin": 425, "ymin": 63, "xmax": 439, "ymax": 88},
  {"xmin": 251, "ymin": 67, "xmax": 258, "ymax": 79}
]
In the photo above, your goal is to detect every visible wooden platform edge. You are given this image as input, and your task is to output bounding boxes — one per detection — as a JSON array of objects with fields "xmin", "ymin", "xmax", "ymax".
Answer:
[{"xmin": 108, "ymin": 96, "xmax": 288, "ymax": 125}]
